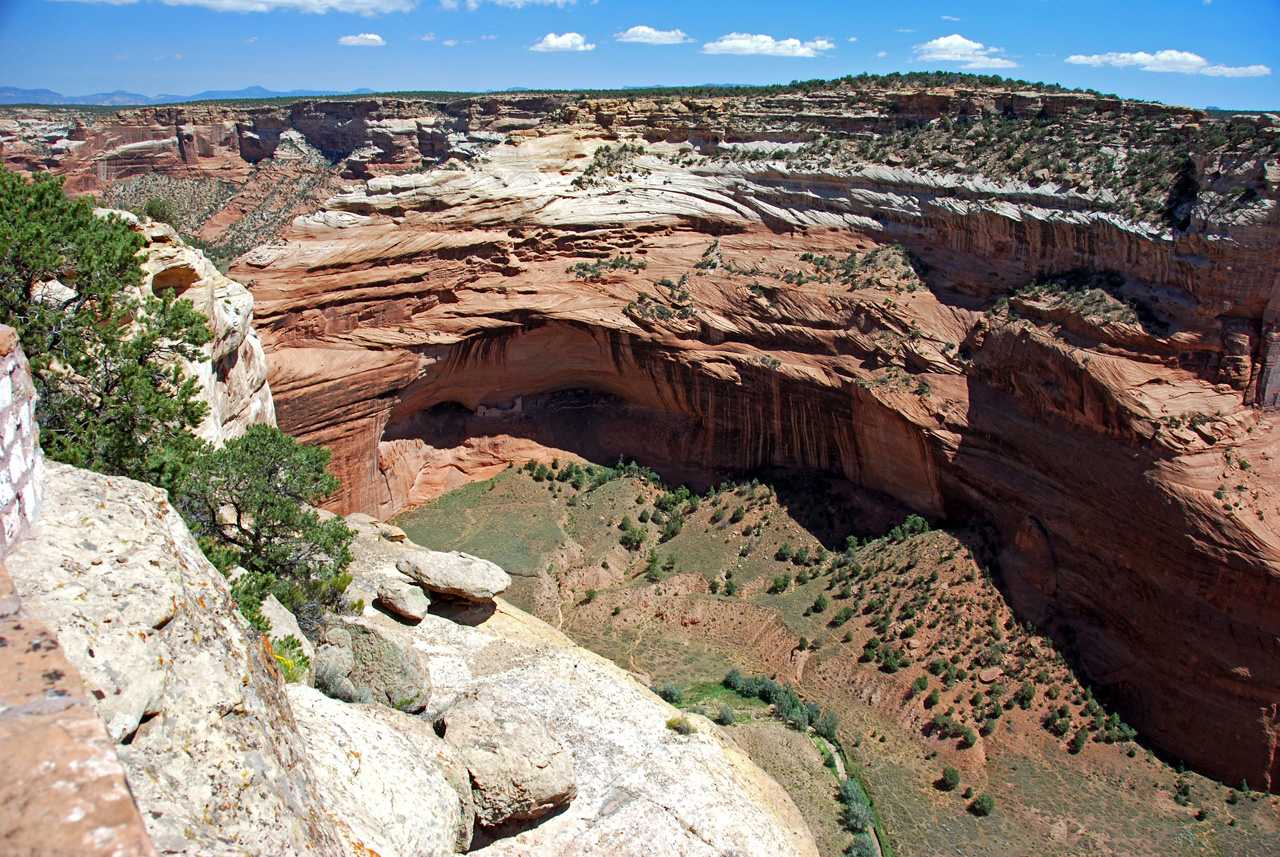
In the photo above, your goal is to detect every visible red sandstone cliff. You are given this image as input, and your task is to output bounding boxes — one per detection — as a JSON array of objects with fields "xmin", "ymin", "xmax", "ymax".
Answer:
[{"xmin": 7, "ymin": 85, "xmax": 1280, "ymax": 793}]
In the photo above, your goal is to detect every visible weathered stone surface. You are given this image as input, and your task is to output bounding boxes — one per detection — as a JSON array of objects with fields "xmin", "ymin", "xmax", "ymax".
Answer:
[
  {"xmin": 315, "ymin": 620, "xmax": 429, "ymax": 712},
  {"xmin": 0, "ymin": 561, "xmax": 158, "ymax": 857},
  {"xmin": 397, "ymin": 550, "xmax": 511, "ymax": 602},
  {"xmin": 339, "ymin": 519, "xmax": 817, "ymax": 857},
  {"xmin": 287, "ymin": 684, "xmax": 474, "ymax": 856},
  {"xmin": 133, "ymin": 219, "xmax": 276, "ymax": 445},
  {"xmin": 440, "ymin": 687, "xmax": 577, "ymax": 827},
  {"xmin": 377, "ymin": 577, "xmax": 432, "ymax": 622},
  {"xmin": 5, "ymin": 462, "xmax": 346, "ymax": 857}
]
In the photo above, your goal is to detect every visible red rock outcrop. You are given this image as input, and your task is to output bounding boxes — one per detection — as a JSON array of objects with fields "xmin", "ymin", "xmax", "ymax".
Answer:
[{"xmin": 236, "ymin": 123, "xmax": 1280, "ymax": 794}]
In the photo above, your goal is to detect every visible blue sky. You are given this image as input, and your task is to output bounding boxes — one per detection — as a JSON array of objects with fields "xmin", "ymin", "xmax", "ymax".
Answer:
[{"xmin": 1, "ymin": 0, "xmax": 1276, "ymax": 108}]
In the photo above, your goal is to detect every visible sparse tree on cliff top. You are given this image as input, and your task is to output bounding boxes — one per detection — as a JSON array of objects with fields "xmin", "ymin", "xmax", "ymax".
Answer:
[
  {"xmin": 178, "ymin": 423, "xmax": 354, "ymax": 627},
  {"xmin": 0, "ymin": 167, "xmax": 210, "ymax": 486}
]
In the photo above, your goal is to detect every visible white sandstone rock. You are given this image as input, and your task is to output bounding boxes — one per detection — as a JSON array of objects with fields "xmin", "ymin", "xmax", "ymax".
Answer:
[
  {"xmin": 288, "ymin": 685, "xmax": 474, "ymax": 856},
  {"xmin": 439, "ymin": 688, "xmax": 577, "ymax": 827},
  {"xmin": 377, "ymin": 577, "xmax": 432, "ymax": 622},
  {"xmin": 6, "ymin": 462, "xmax": 346, "ymax": 857},
  {"xmin": 396, "ymin": 550, "xmax": 512, "ymax": 602}
]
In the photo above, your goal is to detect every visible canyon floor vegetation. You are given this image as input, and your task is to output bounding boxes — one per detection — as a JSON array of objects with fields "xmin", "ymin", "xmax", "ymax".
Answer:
[{"xmin": 395, "ymin": 459, "xmax": 1280, "ymax": 857}]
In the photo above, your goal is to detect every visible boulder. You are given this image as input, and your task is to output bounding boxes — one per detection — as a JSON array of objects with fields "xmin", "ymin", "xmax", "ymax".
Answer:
[
  {"xmin": 439, "ymin": 688, "xmax": 577, "ymax": 827},
  {"xmin": 396, "ymin": 550, "xmax": 511, "ymax": 602},
  {"xmin": 377, "ymin": 577, "xmax": 432, "ymax": 622},
  {"xmin": 288, "ymin": 685, "xmax": 474, "ymax": 856},
  {"xmin": 314, "ymin": 620, "xmax": 429, "ymax": 712}
]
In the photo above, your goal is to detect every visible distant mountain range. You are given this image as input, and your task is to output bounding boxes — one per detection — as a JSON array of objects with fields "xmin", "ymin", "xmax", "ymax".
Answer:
[{"xmin": 0, "ymin": 85, "xmax": 377, "ymax": 106}]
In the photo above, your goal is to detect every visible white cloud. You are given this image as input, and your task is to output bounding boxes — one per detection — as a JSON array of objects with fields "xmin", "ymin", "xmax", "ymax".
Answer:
[
  {"xmin": 442, "ymin": 38, "xmax": 458, "ymax": 46},
  {"xmin": 895, "ymin": 28, "xmax": 915, "ymax": 33},
  {"xmin": 847, "ymin": 36, "xmax": 857, "ymax": 42},
  {"xmin": 245, "ymin": 35, "xmax": 258, "ymax": 41},
  {"xmin": 941, "ymin": 15, "xmax": 959, "ymax": 21},
  {"xmin": 416, "ymin": 32, "xmax": 435, "ymax": 41},
  {"xmin": 530, "ymin": 32, "xmax": 594, "ymax": 52},
  {"xmin": 615, "ymin": 25, "xmax": 692, "ymax": 45},
  {"xmin": 481, "ymin": 34, "xmax": 497, "ymax": 39},
  {"xmin": 441, "ymin": 0, "xmax": 573, "ymax": 9},
  {"xmin": 1065, "ymin": 49, "xmax": 1270, "ymax": 77},
  {"xmin": 51, "ymin": 0, "xmax": 416, "ymax": 12},
  {"xmin": 913, "ymin": 33, "xmax": 1017, "ymax": 68},
  {"xmin": 876, "ymin": 50, "xmax": 887, "ymax": 57},
  {"xmin": 702, "ymin": 33, "xmax": 835, "ymax": 58},
  {"xmin": 339, "ymin": 32, "xmax": 386, "ymax": 45}
]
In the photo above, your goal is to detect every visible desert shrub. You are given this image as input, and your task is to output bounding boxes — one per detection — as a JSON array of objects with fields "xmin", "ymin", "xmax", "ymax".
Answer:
[
  {"xmin": 665, "ymin": 716, "xmax": 695, "ymax": 735},
  {"xmin": 836, "ymin": 777, "xmax": 864, "ymax": 805},
  {"xmin": 940, "ymin": 766, "xmax": 961, "ymax": 791},
  {"xmin": 723, "ymin": 668, "xmax": 744, "ymax": 690},
  {"xmin": 832, "ymin": 606, "xmax": 856, "ymax": 626},
  {"xmin": 841, "ymin": 801, "xmax": 874, "ymax": 833},
  {"xmin": 845, "ymin": 836, "xmax": 878, "ymax": 857},
  {"xmin": 659, "ymin": 516, "xmax": 683, "ymax": 542},
  {"xmin": 1070, "ymin": 727, "xmax": 1089, "ymax": 754},
  {"xmin": 654, "ymin": 682, "xmax": 683, "ymax": 704},
  {"xmin": 717, "ymin": 705, "xmax": 736, "ymax": 725},
  {"xmin": 771, "ymin": 575, "xmax": 791, "ymax": 594},
  {"xmin": 143, "ymin": 197, "xmax": 174, "ymax": 223},
  {"xmin": 620, "ymin": 525, "xmax": 647, "ymax": 550},
  {"xmin": 970, "ymin": 792, "xmax": 995, "ymax": 816},
  {"xmin": 272, "ymin": 635, "xmax": 311, "ymax": 683},
  {"xmin": 813, "ymin": 594, "xmax": 830, "ymax": 613},
  {"xmin": 814, "ymin": 711, "xmax": 840, "ymax": 741}
]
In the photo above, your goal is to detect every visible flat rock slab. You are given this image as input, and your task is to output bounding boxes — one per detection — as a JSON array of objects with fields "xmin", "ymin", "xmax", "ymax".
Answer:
[{"xmin": 397, "ymin": 550, "xmax": 511, "ymax": 602}]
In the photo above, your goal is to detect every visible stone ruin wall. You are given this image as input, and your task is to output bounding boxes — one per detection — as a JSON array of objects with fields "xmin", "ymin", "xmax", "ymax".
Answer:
[{"xmin": 0, "ymin": 324, "xmax": 43, "ymax": 559}]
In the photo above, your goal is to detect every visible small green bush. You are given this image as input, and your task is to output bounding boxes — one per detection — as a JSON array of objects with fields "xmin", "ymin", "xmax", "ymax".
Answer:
[
  {"xmin": 970, "ymin": 792, "xmax": 995, "ymax": 817},
  {"xmin": 272, "ymin": 635, "xmax": 311, "ymax": 684},
  {"xmin": 940, "ymin": 766, "xmax": 961, "ymax": 791},
  {"xmin": 666, "ymin": 716, "xmax": 695, "ymax": 735},
  {"xmin": 143, "ymin": 197, "xmax": 174, "ymax": 224}
]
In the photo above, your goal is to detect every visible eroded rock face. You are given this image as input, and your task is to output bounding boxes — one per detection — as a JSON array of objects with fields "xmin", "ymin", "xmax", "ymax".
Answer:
[
  {"xmin": 239, "ymin": 126, "xmax": 1280, "ymax": 791},
  {"xmin": 5, "ymin": 462, "xmax": 345, "ymax": 857},
  {"xmin": 340, "ymin": 522, "xmax": 819, "ymax": 857},
  {"xmin": 314, "ymin": 620, "xmax": 429, "ymax": 713},
  {"xmin": 0, "ymin": 561, "xmax": 157, "ymax": 857},
  {"xmin": 287, "ymin": 684, "xmax": 474, "ymax": 856},
  {"xmin": 131, "ymin": 217, "xmax": 276, "ymax": 444},
  {"xmin": 439, "ymin": 688, "xmax": 577, "ymax": 828}
]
